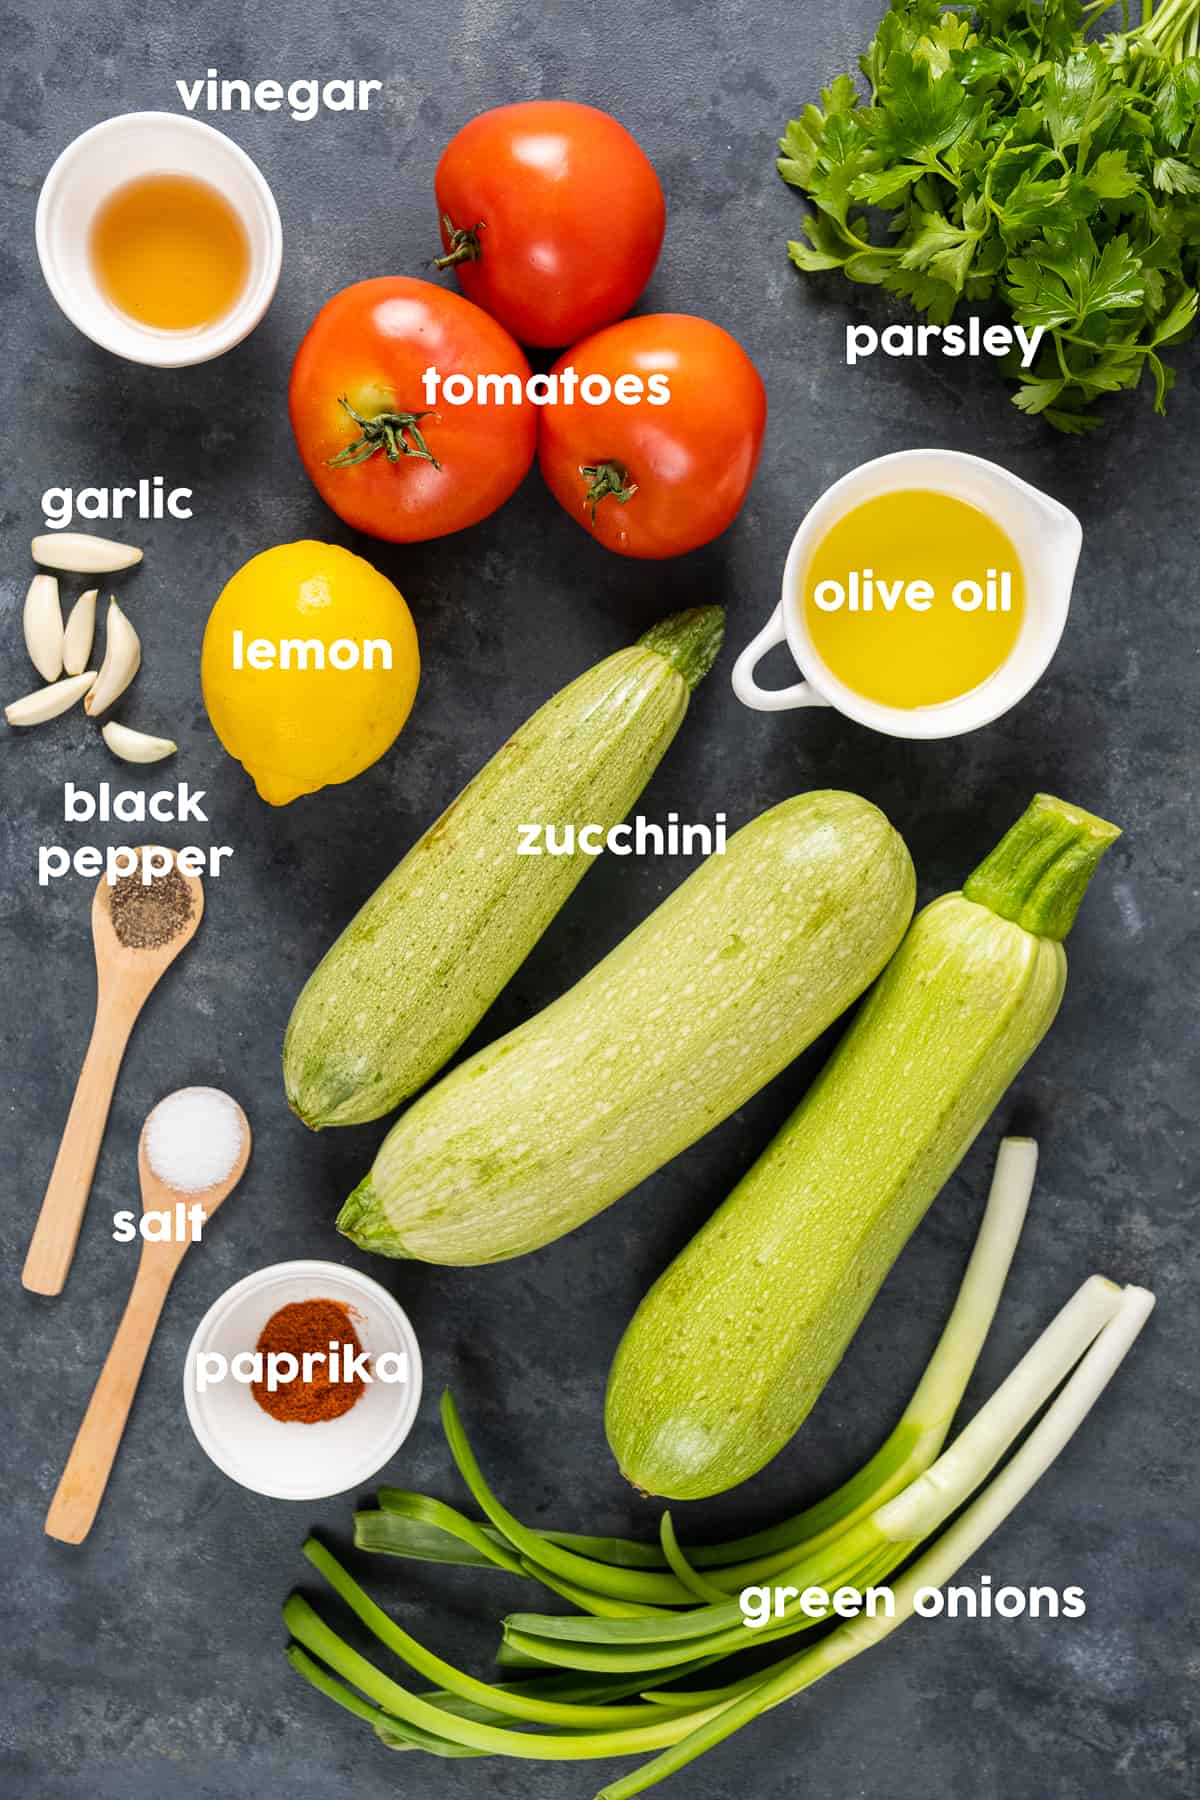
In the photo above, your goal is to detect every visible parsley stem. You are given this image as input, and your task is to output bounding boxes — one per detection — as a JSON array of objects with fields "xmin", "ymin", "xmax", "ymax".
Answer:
[
  {"xmin": 843, "ymin": 229, "xmax": 897, "ymax": 256},
  {"xmin": 1131, "ymin": 0, "xmax": 1199, "ymax": 56},
  {"xmin": 829, "ymin": 219, "xmax": 900, "ymax": 259}
]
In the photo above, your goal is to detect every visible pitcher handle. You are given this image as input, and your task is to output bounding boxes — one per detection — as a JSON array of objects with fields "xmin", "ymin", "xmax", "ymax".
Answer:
[{"xmin": 731, "ymin": 604, "xmax": 832, "ymax": 713}]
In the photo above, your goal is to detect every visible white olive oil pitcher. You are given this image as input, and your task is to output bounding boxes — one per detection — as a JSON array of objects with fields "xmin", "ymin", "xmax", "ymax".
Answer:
[{"xmin": 732, "ymin": 449, "xmax": 1082, "ymax": 741}]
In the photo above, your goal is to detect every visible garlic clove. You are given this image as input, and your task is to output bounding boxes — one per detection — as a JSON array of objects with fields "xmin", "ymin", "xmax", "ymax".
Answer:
[
  {"xmin": 101, "ymin": 721, "xmax": 177, "ymax": 764},
  {"xmin": 62, "ymin": 588, "xmax": 98, "ymax": 676},
  {"xmin": 84, "ymin": 598, "xmax": 141, "ymax": 716},
  {"xmin": 31, "ymin": 532, "xmax": 143, "ymax": 574},
  {"xmin": 24, "ymin": 574, "xmax": 64, "ymax": 682},
  {"xmin": 6, "ymin": 671, "xmax": 97, "ymax": 727}
]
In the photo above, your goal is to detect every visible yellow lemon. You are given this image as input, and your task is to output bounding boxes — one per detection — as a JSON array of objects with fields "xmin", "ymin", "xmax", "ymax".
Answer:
[{"xmin": 201, "ymin": 542, "xmax": 419, "ymax": 805}]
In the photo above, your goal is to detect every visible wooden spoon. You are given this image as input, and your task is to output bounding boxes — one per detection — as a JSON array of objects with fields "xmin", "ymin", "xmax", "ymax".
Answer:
[
  {"xmin": 45, "ymin": 1089, "xmax": 251, "ymax": 1545},
  {"xmin": 23, "ymin": 849, "xmax": 204, "ymax": 1297}
]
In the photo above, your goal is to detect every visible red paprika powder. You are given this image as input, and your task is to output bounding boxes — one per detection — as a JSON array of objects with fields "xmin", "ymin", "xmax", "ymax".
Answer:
[{"xmin": 251, "ymin": 1297, "xmax": 367, "ymax": 1423}]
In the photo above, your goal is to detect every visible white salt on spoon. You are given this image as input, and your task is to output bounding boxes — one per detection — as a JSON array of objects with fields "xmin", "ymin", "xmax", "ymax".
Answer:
[
  {"xmin": 45, "ymin": 1087, "xmax": 251, "ymax": 1545},
  {"xmin": 144, "ymin": 1085, "xmax": 246, "ymax": 1193}
]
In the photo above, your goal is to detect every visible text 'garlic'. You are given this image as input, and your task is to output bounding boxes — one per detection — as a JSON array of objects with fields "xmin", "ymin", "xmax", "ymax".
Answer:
[
  {"xmin": 85, "ymin": 599, "xmax": 141, "ymax": 716},
  {"xmin": 63, "ymin": 589, "xmax": 98, "ymax": 676},
  {"xmin": 6, "ymin": 671, "xmax": 97, "ymax": 727},
  {"xmin": 32, "ymin": 532, "xmax": 143, "ymax": 574},
  {"xmin": 101, "ymin": 721, "xmax": 177, "ymax": 764},
  {"xmin": 24, "ymin": 574, "xmax": 64, "ymax": 682}
]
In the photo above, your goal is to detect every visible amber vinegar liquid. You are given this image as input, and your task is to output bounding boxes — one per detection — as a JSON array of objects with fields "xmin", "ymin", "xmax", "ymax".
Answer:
[{"xmin": 89, "ymin": 172, "xmax": 250, "ymax": 332}]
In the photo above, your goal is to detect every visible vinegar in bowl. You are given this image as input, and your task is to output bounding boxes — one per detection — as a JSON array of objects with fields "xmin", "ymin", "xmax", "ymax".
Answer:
[{"xmin": 89, "ymin": 172, "xmax": 250, "ymax": 332}]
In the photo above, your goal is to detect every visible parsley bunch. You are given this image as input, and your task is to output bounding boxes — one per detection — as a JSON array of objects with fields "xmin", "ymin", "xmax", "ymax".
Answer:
[{"xmin": 779, "ymin": 0, "xmax": 1200, "ymax": 429}]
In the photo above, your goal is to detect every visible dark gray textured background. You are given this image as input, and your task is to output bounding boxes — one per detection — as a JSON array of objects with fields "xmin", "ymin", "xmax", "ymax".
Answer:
[{"xmin": 2, "ymin": 3, "xmax": 1196, "ymax": 1796}]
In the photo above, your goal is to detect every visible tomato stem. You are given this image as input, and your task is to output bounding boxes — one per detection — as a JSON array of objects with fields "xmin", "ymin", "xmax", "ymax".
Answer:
[
  {"xmin": 435, "ymin": 214, "xmax": 485, "ymax": 270},
  {"xmin": 327, "ymin": 397, "xmax": 442, "ymax": 471},
  {"xmin": 580, "ymin": 461, "xmax": 639, "ymax": 521}
]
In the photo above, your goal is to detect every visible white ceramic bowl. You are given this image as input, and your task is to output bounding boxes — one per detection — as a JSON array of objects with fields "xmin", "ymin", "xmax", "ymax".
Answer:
[
  {"xmin": 36, "ymin": 111, "xmax": 283, "ymax": 367},
  {"xmin": 183, "ymin": 1260, "xmax": 422, "ymax": 1500},
  {"xmin": 732, "ymin": 449, "xmax": 1080, "ymax": 741}
]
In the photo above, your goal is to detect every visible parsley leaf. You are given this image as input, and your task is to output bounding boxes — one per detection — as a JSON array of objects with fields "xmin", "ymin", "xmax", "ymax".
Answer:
[
  {"xmin": 900, "ymin": 207, "xmax": 984, "ymax": 289},
  {"xmin": 779, "ymin": 0, "xmax": 1200, "ymax": 428},
  {"xmin": 1007, "ymin": 253, "xmax": 1080, "ymax": 327},
  {"xmin": 1011, "ymin": 375, "xmax": 1068, "ymax": 414},
  {"xmin": 1153, "ymin": 156, "xmax": 1200, "ymax": 194},
  {"xmin": 1152, "ymin": 287, "xmax": 1200, "ymax": 342},
  {"xmin": 1041, "ymin": 49, "xmax": 1114, "ymax": 152},
  {"xmin": 1154, "ymin": 61, "xmax": 1200, "ymax": 148},
  {"xmin": 1085, "ymin": 149, "xmax": 1140, "ymax": 200},
  {"xmin": 870, "ymin": 50, "xmax": 984, "ymax": 161},
  {"xmin": 852, "ymin": 163, "xmax": 928, "ymax": 205}
]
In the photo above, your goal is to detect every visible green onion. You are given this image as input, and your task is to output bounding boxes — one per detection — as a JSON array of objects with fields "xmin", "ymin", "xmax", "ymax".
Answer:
[
  {"xmin": 497, "ymin": 1270, "xmax": 1121, "ymax": 1663},
  {"xmin": 284, "ymin": 1591, "xmax": 727, "ymax": 1760},
  {"xmin": 285, "ymin": 1279, "xmax": 1146, "ymax": 1770},
  {"xmin": 592, "ymin": 1286, "xmax": 1155, "ymax": 1799},
  {"xmin": 517, "ymin": 1561, "xmax": 673, "ymax": 1620},
  {"xmin": 658, "ymin": 1515, "xmax": 730, "ymax": 1604},
  {"xmin": 356, "ymin": 1137, "xmax": 1038, "ymax": 1595},
  {"xmin": 285, "ymin": 1645, "xmax": 382, "ymax": 1728},
  {"xmin": 440, "ymin": 1392, "xmax": 699, "ymax": 1607},
  {"xmin": 356, "ymin": 1489, "xmax": 525, "ymax": 1573},
  {"xmin": 283, "ymin": 1142, "xmax": 1153, "ymax": 1795},
  {"xmin": 301, "ymin": 1537, "xmax": 678, "ymax": 1730}
]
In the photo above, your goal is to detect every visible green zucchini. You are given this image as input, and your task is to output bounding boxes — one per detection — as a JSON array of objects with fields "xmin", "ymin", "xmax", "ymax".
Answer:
[
  {"xmin": 284, "ymin": 608, "xmax": 724, "ymax": 1128},
  {"xmin": 337, "ymin": 791, "xmax": 915, "ymax": 1265},
  {"xmin": 605, "ymin": 794, "xmax": 1121, "ymax": 1501}
]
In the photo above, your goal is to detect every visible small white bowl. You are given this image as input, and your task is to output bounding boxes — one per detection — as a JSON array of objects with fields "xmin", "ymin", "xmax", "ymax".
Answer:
[
  {"xmin": 183, "ymin": 1260, "xmax": 423, "ymax": 1501},
  {"xmin": 732, "ymin": 449, "xmax": 1080, "ymax": 741},
  {"xmin": 36, "ymin": 111, "xmax": 283, "ymax": 368}
]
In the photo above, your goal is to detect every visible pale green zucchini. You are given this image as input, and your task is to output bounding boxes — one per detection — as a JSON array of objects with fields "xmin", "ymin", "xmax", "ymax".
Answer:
[
  {"xmin": 284, "ymin": 608, "xmax": 724, "ymax": 1128},
  {"xmin": 605, "ymin": 794, "xmax": 1121, "ymax": 1501},
  {"xmin": 338, "ymin": 791, "xmax": 916, "ymax": 1265}
]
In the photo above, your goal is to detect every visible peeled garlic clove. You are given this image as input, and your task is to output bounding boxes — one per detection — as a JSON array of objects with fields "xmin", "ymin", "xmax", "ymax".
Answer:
[
  {"xmin": 24, "ymin": 574, "xmax": 64, "ymax": 681},
  {"xmin": 6, "ymin": 671, "xmax": 96, "ymax": 727},
  {"xmin": 31, "ymin": 532, "xmax": 143, "ymax": 574},
  {"xmin": 84, "ymin": 598, "xmax": 141, "ymax": 716},
  {"xmin": 62, "ymin": 588, "xmax": 98, "ymax": 676},
  {"xmin": 101, "ymin": 721, "xmax": 177, "ymax": 764}
]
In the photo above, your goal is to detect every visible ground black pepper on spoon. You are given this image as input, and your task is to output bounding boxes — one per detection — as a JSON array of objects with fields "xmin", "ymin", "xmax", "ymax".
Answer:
[{"xmin": 23, "ymin": 848, "xmax": 204, "ymax": 1296}]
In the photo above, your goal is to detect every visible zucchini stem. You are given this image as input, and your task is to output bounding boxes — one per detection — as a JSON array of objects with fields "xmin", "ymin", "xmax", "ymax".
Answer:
[
  {"xmin": 963, "ymin": 793, "xmax": 1121, "ymax": 940},
  {"xmin": 636, "ymin": 606, "xmax": 726, "ymax": 691}
]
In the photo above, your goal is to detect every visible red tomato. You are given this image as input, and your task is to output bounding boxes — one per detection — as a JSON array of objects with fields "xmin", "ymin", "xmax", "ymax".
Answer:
[
  {"xmin": 435, "ymin": 101, "xmax": 666, "ymax": 348},
  {"xmin": 537, "ymin": 315, "xmax": 767, "ymax": 559},
  {"xmin": 288, "ymin": 277, "xmax": 536, "ymax": 543}
]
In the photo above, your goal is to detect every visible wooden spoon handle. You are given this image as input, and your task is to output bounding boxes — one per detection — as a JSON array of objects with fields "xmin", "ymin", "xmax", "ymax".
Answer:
[
  {"xmin": 23, "ymin": 992, "xmax": 141, "ymax": 1296},
  {"xmin": 45, "ymin": 1255, "xmax": 174, "ymax": 1544}
]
